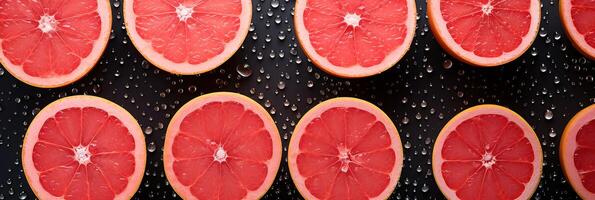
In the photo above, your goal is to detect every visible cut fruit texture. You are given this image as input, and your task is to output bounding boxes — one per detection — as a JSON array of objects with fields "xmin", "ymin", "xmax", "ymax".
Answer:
[
  {"xmin": 288, "ymin": 98, "xmax": 403, "ymax": 199},
  {"xmin": 0, "ymin": 0, "xmax": 111, "ymax": 88},
  {"xmin": 294, "ymin": 0, "xmax": 417, "ymax": 78},
  {"xmin": 22, "ymin": 95, "xmax": 146, "ymax": 200},
  {"xmin": 428, "ymin": 0, "xmax": 541, "ymax": 66},
  {"xmin": 560, "ymin": 0, "xmax": 595, "ymax": 60},
  {"xmin": 164, "ymin": 92, "xmax": 282, "ymax": 200},
  {"xmin": 432, "ymin": 105, "xmax": 542, "ymax": 200},
  {"xmin": 124, "ymin": 0, "xmax": 252, "ymax": 75},
  {"xmin": 560, "ymin": 104, "xmax": 595, "ymax": 199}
]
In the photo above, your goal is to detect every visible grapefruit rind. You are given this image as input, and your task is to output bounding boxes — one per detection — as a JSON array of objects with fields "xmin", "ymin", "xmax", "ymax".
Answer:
[
  {"xmin": 560, "ymin": 104, "xmax": 595, "ymax": 199},
  {"xmin": 0, "ymin": 0, "xmax": 112, "ymax": 88},
  {"xmin": 163, "ymin": 92, "xmax": 282, "ymax": 199},
  {"xmin": 22, "ymin": 95, "xmax": 146, "ymax": 200},
  {"xmin": 293, "ymin": 0, "xmax": 417, "ymax": 78},
  {"xmin": 427, "ymin": 0, "xmax": 541, "ymax": 67},
  {"xmin": 123, "ymin": 0, "xmax": 252, "ymax": 75},
  {"xmin": 432, "ymin": 104, "xmax": 542, "ymax": 200},
  {"xmin": 559, "ymin": 0, "xmax": 595, "ymax": 60},
  {"xmin": 288, "ymin": 97, "xmax": 403, "ymax": 200}
]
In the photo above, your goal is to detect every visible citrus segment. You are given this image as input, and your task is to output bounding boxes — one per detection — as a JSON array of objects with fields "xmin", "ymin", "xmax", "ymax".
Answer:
[
  {"xmin": 0, "ymin": 0, "xmax": 111, "ymax": 88},
  {"xmin": 124, "ymin": 0, "xmax": 252, "ymax": 75},
  {"xmin": 560, "ymin": 0, "xmax": 595, "ymax": 60},
  {"xmin": 294, "ymin": 0, "xmax": 416, "ymax": 78},
  {"xmin": 560, "ymin": 104, "xmax": 595, "ymax": 199},
  {"xmin": 428, "ymin": 0, "xmax": 540, "ymax": 66},
  {"xmin": 433, "ymin": 105, "xmax": 542, "ymax": 200},
  {"xmin": 22, "ymin": 95, "xmax": 146, "ymax": 199},
  {"xmin": 289, "ymin": 98, "xmax": 403, "ymax": 199},
  {"xmin": 164, "ymin": 92, "xmax": 281, "ymax": 199}
]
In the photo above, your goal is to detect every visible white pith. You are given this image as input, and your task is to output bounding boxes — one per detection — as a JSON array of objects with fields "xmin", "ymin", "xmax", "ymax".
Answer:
[
  {"xmin": 213, "ymin": 146, "xmax": 228, "ymax": 163},
  {"xmin": 343, "ymin": 13, "xmax": 361, "ymax": 27},
  {"xmin": 481, "ymin": 3, "xmax": 494, "ymax": 15},
  {"xmin": 74, "ymin": 145, "xmax": 91, "ymax": 165},
  {"xmin": 38, "ymin": 14, "xmax": 57, "ymax": 33},
  {"xmin": 175, "ymin": 4, "xmax": 194, "ymax": 21}
]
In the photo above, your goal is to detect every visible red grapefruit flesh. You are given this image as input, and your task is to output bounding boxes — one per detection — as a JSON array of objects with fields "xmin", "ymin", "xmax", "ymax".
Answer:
[
  {"xmin": 0, "ymin": 0, "xmax": 111, "ymax": 88},
  {"xmin": 428, "ymin": 0, "xmax": 541, "ymax": 67},
  {"xmin": 288, "ymin": 98, "xmax": 403, "ymax": 199},
  {"xmin": 560, "ymin": 0, "xmax": 595, "ymax": 60},
  {"xmin": 294, "ymin": 0, "xmax": 417, "ymax": 78},
  {"xmin": 433, "ymin": 105, "xmax": 542, "ymax": 200},
  {"xmin": 163, "ymin": 92, "xmax": 282, "ymax": 199},
  {"xmin": 560, "ymin": 104, "xmax": 595, "ymax": 199},
  {"xmin": 22, "ymin": 95, "xmax": 146, "ymax": 199},
  {"xmin": 124, "ymin": 0, "xmax": 252, "ymax": 75}
]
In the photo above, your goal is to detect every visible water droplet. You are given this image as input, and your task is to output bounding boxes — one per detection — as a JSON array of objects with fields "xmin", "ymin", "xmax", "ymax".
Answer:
[
  {"xmin": 277, "ymin": 81, "xmax": 286, "ymax": 90},
  {"xmin": 236, "ymin": 64, "xmax": 252, "ymax": 77},
  {"xmin": 148, "ymin": 142, "xmax": 156, "ymax": 152},
  {"xmin": 544, "ymin": 109, "xmax": 553, "ymax": 120},
  {"xmin": 144, "ymin": 126, "xmax": 153, "ymax": 135},
  {"xmin": 443, "ymin": 59, "xmax": 452, "ymax": 69}
]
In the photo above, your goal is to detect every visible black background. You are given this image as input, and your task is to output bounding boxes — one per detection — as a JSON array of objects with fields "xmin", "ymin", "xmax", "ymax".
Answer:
[{"xmin": 0, "ymin": 0, "xmax": 593, "ymax": 199}]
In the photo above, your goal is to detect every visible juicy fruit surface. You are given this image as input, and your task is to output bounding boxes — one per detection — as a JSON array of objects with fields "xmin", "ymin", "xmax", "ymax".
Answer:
[
  {"xmin": 570, "ymin": 0, "xmax": 595, "ymax": 48},
  {"xmin": 440, "ymin": 114, "xmax": 536, "ymax": 200},
  {"xmin": 439, "ymin": 0, "xmax": 532, "ymax": 58},
  {"xmin": 170, "ymin": 101, "xmax": 275, "ymax": 199},
  {"xmin": 33, "ymin": 107, "xmax": 137, "ymax": 199},
  {"xmin": 574, "ymin": 119, "xmax": 595, "ymax": 193},
  {"xmin": 133, "ymin": 0, "xmax": 242, "ymax": 64},
  {"xmin": 296, "ymin": 107, "xmax": 397, "ymax": 199},
  {"xmin": 302, "ymin": 0, "xmax": 409, "ymax": 67},
  {"xmin": 0, "ymin": 0, "xmax": 102, "ymax": 77}
]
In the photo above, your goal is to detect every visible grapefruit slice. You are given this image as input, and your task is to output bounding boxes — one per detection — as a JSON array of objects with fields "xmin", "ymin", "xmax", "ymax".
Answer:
[
  {"xmin": 22, "ymin": 95, "xmax": 146, "ymax": 199},
  {"xmin": 432, "ymin": 105, "xmax": 542, "ymax": 200},
  {"xmin": 0, "ymin": 0, "xmax": 111, "ymax": 88},
  {"xmin": 560, "ymin": 104, "xmax": 595, "ymax": 199},
  {"xmin": 294, "ymin": 0, "xmax": 417, "ymax": 78},
  {"xmin": 560, "ymin": 0, "xmax": 595, "ymax": 60},
  {"xmin": 427, "ymin": 0, "xmax": 541, "ymax": 67},
  {"xmin": 163, "ymin": 92, "xmax": 282, "ymax": 199},
  {"xmin": 123, "ymin": 0, "xmax": 252, "ymax": 75},
  {"xmin": 288, "ymin": 98, "xmax": 403, "ymax": 199}
]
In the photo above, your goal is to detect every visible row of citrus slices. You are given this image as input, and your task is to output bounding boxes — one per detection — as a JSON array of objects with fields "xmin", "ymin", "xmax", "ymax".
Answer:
[
  {"xmin": 22, "ymin": 93, "xmax": 595, "ymax": 199},
  {"xmin": 1, "ymin": 0, "xmax": 594, "ymax": 87}
]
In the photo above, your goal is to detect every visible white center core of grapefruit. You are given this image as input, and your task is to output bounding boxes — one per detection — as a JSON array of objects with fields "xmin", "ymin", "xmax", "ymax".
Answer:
[
  {"xmin": 338, "ymin": 149, "xmax": 352, "ymax": 173},
  {"xmin": 213, "ymin": 146, "xmax": 227, "ymax": 163},
  {"xmin": 343, "ymin": 13, "xmax": 361, "ymax": 27},
  {"xmin": 175, "ymin": 4, "xmax": 194, "ymax": 21},
  {"xmin": 481, "ymin": 3, "xmax": 494, "ymax": 15},
  {"xmin": 73, "ymin": 145, "xmax": 91, "ymax": 165},
  {"xmin": 38, "ymin": 14, "xmax": 57, "ymax": 33},
  {"xmin": 481, "ymin": 152, "xmax": 496, "ymax": 168}
]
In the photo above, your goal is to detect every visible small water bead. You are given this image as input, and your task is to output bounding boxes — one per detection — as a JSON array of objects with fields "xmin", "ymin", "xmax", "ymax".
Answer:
[
  {"xmin": 277, "ymin": 81, "xmax": 286, "ymax": 90},
  {"xmin": 147, "ymin": 142, "xmax": 157, "ymax": 152},
  {"xmin": 404, "ymin": 141, "xmax": 411, "ymax": 149},
  {"xmin": 402, "ymin": 116, "xmax": 410, "ymax": 125},
  {"xmin": 271, "ymin": 0, "xmax": 279, "ymax": 8},
  {"xmin": 236, "ymin": 64, "xmax": 252, "ymax": 77},
  {"xmin": 548, "ymin": 128, "xmax": 557, "ymax": 138},
  {"xmin": 544, "ymin": 110, "xmax": 553, "ymax": 120},
  {"xmin": 144, "ymin": 126, "xmax": 153, "ymax": 135}
]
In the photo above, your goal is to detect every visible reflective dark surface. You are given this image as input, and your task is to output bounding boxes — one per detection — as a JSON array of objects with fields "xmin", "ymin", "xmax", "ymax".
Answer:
[{"xmin": 0, "ymin": 0, "xmax": 592, "ymax": 199}]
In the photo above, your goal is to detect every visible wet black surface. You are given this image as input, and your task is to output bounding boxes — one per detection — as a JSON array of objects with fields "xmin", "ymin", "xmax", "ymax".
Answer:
[{"xmin": 0, "ymin": 0, "xmax": 594, "ymax": 199}]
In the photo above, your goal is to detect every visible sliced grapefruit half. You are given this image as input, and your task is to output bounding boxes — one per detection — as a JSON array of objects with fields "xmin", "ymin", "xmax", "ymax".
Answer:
[
  {"xmin": 560, "ymin": 0, "xmax": 595, "ymax": 60},
  {"xmin": 0, "ymin": 0, "xmax": 111, "ymax": 88},
  {"xmin": 433, "ymin": 105, "xmax": 542, "ymax": 200},
  {"xmin": 22, "ymin": 95, "xmax": 146, "ymax": 199},
  {"xmin": 294, "ymin": 0, "xmax": 417, "ymax": 78},
  {"xmin": 428, "ymin": 0, "xmax": 541, "ymax": 67},
  {"xmin": 124, "ymin": 0, "xmax": 252, "ymax": 75},
  {"xmin": 288, "ymin": 98, "xmax": 403, "ymax": 199},
  {"xmin": 163, "ymin": 92, "xmax": 282, "ymax": 199},
  {"xmin": 560, "ymin": 104, "xmax": 595, "ymax": 199}
]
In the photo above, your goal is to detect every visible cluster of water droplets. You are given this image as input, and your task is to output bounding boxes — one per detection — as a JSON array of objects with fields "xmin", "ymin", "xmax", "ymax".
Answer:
[{"xmin": 0, "ymin": 0, "xmax": 593, "ymax": 199}]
